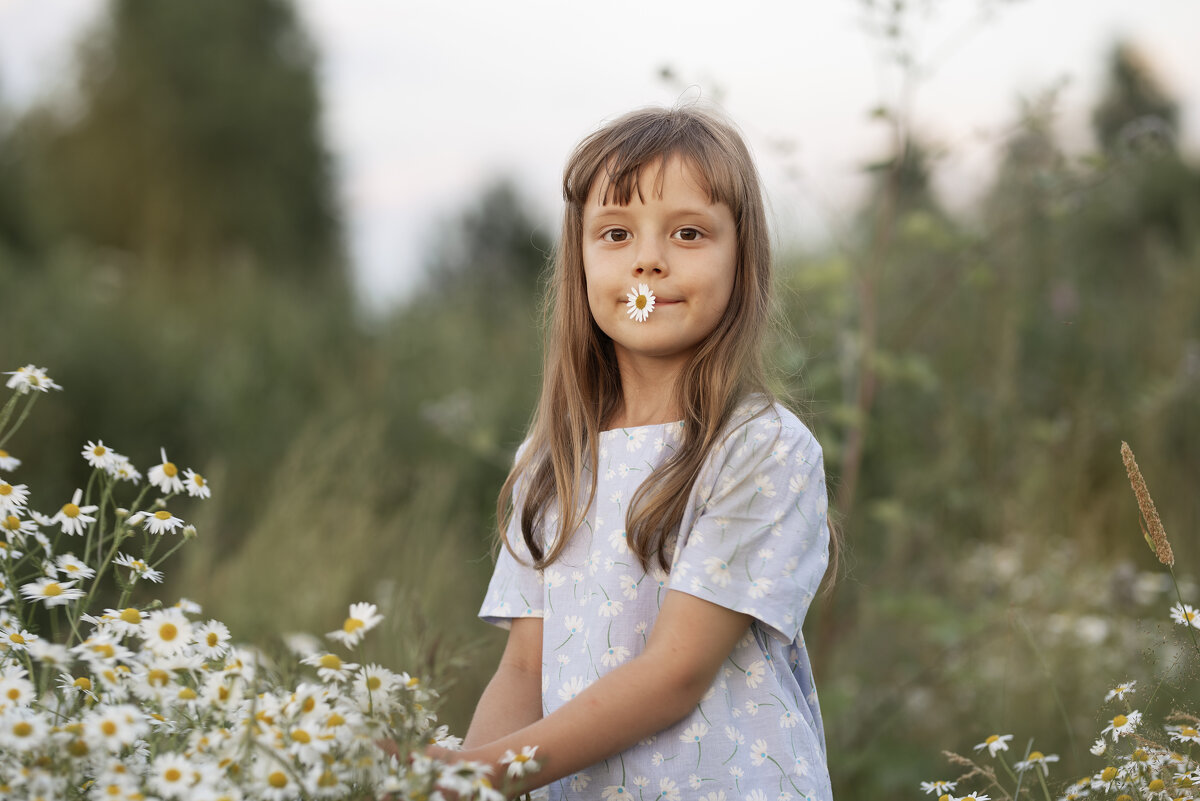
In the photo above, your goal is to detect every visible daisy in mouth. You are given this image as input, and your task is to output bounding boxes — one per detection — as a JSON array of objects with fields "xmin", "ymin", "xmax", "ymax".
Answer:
[{"xmin": 626, "ymin": 283, "xmax": 656, "ymax": 322}]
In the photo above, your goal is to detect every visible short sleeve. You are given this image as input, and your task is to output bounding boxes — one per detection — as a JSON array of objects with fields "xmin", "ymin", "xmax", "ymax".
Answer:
[
  {"xmin": 478, "ymin": 445, "xmax": 545, "ymax": 629},
  {"xmin": 668, "ymin": 404, "xmax": 830, "ymax": 643}
]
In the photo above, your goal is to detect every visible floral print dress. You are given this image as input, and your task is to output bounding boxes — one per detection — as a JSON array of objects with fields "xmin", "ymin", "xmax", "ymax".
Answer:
[{"xmin": 480, "ymin": 400, "xmax": 833, "ymax": 801}]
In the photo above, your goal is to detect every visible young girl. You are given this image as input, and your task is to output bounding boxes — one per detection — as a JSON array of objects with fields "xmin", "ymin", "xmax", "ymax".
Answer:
[{"xmin": 433, "ymin": 105, "xmax": 833, "ymax": 800}]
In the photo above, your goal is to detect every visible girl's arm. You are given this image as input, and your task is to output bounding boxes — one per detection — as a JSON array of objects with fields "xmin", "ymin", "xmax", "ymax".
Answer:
[
  {"xmin": 434, "ymin": 590, "xmax": 752, "ymax": 796},
  {"xmin": 462, "ymin": 616, "xmax": 544, "ymax": 748}
]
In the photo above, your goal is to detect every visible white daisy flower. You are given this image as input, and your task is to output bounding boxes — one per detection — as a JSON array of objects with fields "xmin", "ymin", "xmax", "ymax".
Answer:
[
  {"xmin": 1105, "ymin": 681, "xmax": 1137, "ymax": 702},
  {"xmin": 4, "ymin": 365, "xmax": 62, "ymax": 394},
  {"xmin": 148, "ymin": 448, "xmax": 185, "ymax": 494},
  {"xmin": 1, "ymin": 626, "xmax": 38, "ymax": 652},
  {"xmin": 0, "ymin": 449, "xmax": 20, "ymax": 471},
  {"xmin": 51, "ymin": 488, "xmax": 98, "ymax": 536},
  {"xmin": 83, "ymin": 703, "xmax": 149, "ymax": 752},
  {"xmin": 130, "ymin": 509, "xmax": 185, "ymax": 535},
  {"xmin": 0, "ymin": 667, "xmax": 36, "ymax": 709},
  {"xmin": 626, "ymin": 283, "xmax": 656, "ymax": 322},
  {"xmin": 597, "ymin": 597, "xmax": 624, "ymax": 617},
  {"xmin": 1170, "ymin": 602, "xmax": 1200, "ymax": 629},
  {"xmin": 0, "ymin": 480, "xmax": 30, "ymax": 514},
  {"xmin": 1, "ymin": 512, "xmax": 36, "ymax": 541},
  {"xmin": 919, "ymin": 780, "xmax": 957, "ymax": 795},
  {"xmin": 973, "ymin": 733, "xmax": 1013, "ymax": 756},
  {"xmin": 679, "ymin": 723, "xmax": 709, "ymax": 744},
  {"xmin": 148, "ymin": 752, "xmax": 196, "ymax": 798},
  {"xmin": 1101, "ymin": 710, "xmax": 1142, "ymax": 741},
  {"xmin": 113, "ymin": 553, "xmax": 164, "ymax": 583},
  {"xmin": 743, "ymin": 659, "xmax": 765, "ymax": 688},
  {"xmin": 19, "ymin": 577, "xmax": 85, "ymax": 607},
  {"xmin": 183, "ymin": 468, "xmax": 211, "ymax": 498},
  {"xmin": 193, "ymin": 620, "xmax": 231, "ymax": 660},
  {"xmin": 0, "ymin": 707, "xmax": 49, "ymax": 750},
  {"xmin": 301, "ymin": 652, "xmax": 359, "ymax": 683},
  {"xmin": 55, "ymin": 553, "xmax": 96, "ymax": 580},
  {"xmin": 140, "ymin": 609, "xmax": 193, "ymax": 657},
  {"xmin": 1089, "ymin": 737, "xmax": 1107, "ymax": 756},
  {"xmin": 326, "ymin": 602, "xmax": 384, "ymax": 648},
  {"xmin": 500, "ymin": 745, "xmax": 540, "ymax": 778},
  {"xmin": 1014, "ymin": 750, "xmax": 1059, "ymax": 775},
  {"xmin": 82, "ymin": 440, "xmax": 120, "ymax": 471},
  {"xmin": 109, "ymin": 456, "xmax": 142, "ymax": 482},
  {"xmin": 558, "ymin": 676, "xmax": 587, "ymax": 702},
  {"xmin": 658, "ymin": 777, "xmax": 681, "ymax": 801},
  {"xmin": 749, "ymin": 738, "xmax": 770, "ymax": 766},
  {"xmin": 704, "ymin": 556, "xmax": 732, "ymax": 587},
  {"xmin": 600, "ymin": 645, "xmax": 630, "ymax": 667},
  {"xmin": 1166, "ymin": 723, "xmax": 1200, "ymax": 745}
]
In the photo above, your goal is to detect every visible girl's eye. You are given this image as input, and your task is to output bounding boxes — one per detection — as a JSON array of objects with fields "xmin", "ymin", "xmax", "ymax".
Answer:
[
  {"xmin": 674, "ymin": 227, "xmax": 702, "ymax": 242},
  {"xmin": 602, "ymin": 229, "xmax": 629, "ymax": 243}
]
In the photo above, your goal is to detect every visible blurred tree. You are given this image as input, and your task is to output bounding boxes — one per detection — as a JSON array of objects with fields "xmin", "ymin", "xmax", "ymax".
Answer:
[
  {"xmin": 1092, "ymin": 42, "xmax": 1179, "ymax": 156},
  {"xmin": 21, "ymin": 0, "xmax": 345, "ymax": 292}
]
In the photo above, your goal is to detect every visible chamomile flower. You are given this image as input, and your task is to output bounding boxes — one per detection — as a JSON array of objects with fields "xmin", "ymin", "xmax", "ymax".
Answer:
[
  {"xmin": 302, "ymin": 652, "xmax": 359, "ymax": 683},
  {"xmin": 148, "ymin": 752, "xmax": 198, "ymax": 799},
  {"xmin": 1105, "ymin": 681, "xmax": 1137, "ymax": 702},
  {"xmin": 0, "ymin": 480, "xmax": 29, "ymax": 514},
  {"xmin": 113, "ymin": 553, "xmax": 164, "ymax": 583},
  {"xmin": 19, "ymin": 577, "xmax": 85, "ymax": 607},
  {"xmin": 193, "ymin": 620, "xmax": 231, "ymax": 660},
  {"xmin": 0, "ymin": 706, "xmax": 49, "ymax": 750},
  {"xmin": 140, "ymin": 509, "xmax": 185, "ymax": 535},
  {"xmin": 501, "ymin": 745, "xmax": 541, "ymax": 778},
  {"xmin": 55, "ymin": 552, "xmax": 96, "ymax": 580},
  {"xmin": 140, "ymin": 609, "xmax": 193, "ymax": 657},
  {"xmin": 1101, "ymin": 710, "xmax": 1142, "ymax": 741},
  {"xmin": 82, "ymin": 440, "xmax": 120, "ymax": 471},
  {"xmin": 626, "ymin": 283, "xmax": 656, "ymax": 322},
  {"xmin": 0, "ymin": 666, "xmax": 35, "ymax": 709},
  {"xmin": 4, "ymin": 364, "xmax": 62, "ymax": 394},
  {"xmin": 973, "ymin": 733, "xmax": 1013, "ymax": 757},
  {"xmin": 0, "ymin": 449, "xmax": 20, "ymax": 471},
  {"xmin": 1167, "ymin": 723, "xmax": 1200, "ymax": 745},
  {"xmin": 51, "ymin": 488, "xmax": 98, "ymax": 536},
  {"xmin": 326, "ymin": 602, "xmax": 384, "ymax": 648},
  {"xmin": 109, "ymin": 456, "xmax": 142, "ymax": 483},
  {"xmin": 1014, "ymin": 751, "xmax": 1059, "ymax": 775},
  {"xmin": 183, "ymin": 468, "xmax": 211, "ymax": 499},
  {"xmin": 1170, "ymin": 602, "xmax": 1200, "ymax": 630},
  {"xmin": 1, "ymin": 625, "xmax": 38, "ymax": 652},
  {"xmin": 83, "ymin": 703, "xmax": 148, "ymax": 752},
  {"xmin": 148, "ymin": 448, "xmax": 185, "ymax": 494},
  {"xmin": 919, "ymin": 781, "xmax": 957, "ymax": 796}
]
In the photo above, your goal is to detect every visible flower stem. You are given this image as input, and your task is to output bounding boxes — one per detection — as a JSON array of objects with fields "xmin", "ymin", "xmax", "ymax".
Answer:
[
  {"xmin": 0, "ymin": 392, "xmax": 38, "ymax": 449},
  {"xmin": 1169, "ymin": 565, "xmax": 1200, "ymax": 660}
]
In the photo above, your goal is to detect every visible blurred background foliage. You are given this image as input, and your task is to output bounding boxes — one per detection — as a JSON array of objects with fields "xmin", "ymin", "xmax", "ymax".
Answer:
[{"xmin": 2, "ymin": 0, "xmax": 1198, "ymax": 796}]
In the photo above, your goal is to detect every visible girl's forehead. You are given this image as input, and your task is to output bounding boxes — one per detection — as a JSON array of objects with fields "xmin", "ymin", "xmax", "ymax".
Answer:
[{"xmin": 585, "ymin": 154, "xmax": 715, "ymax": 209}]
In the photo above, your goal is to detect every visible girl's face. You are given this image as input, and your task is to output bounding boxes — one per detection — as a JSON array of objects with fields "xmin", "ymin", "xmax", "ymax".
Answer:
[{"xmin": 581, "ymin": 155, "xmax": 737, "ymax": 368}]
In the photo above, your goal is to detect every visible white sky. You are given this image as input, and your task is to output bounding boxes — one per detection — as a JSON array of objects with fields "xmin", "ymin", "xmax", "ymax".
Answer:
[{"xmin": 2, "ymin": 0, "xmax": 1198, "ymax": 311}]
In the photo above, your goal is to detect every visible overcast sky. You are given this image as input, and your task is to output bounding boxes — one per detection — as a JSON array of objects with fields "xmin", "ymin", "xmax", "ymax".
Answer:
[{"xmin": 2, "ymin": 0, "xmax": 1198, "ymax": 310}]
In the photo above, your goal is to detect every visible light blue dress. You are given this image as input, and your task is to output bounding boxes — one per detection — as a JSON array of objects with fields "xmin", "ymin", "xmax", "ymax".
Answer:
[{"xmin": 480, "ymin": 399, "xmax": 833, "ymax": 801}]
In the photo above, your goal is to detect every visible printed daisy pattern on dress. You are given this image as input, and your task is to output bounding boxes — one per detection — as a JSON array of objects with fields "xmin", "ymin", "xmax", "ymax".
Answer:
[
  {"xmin": 480, "ymin": 400, "xmax": 834, "ymax": 800},
  {"xmin": 626, "ymin": 283, "xmax": 656, "ymax": 322}
]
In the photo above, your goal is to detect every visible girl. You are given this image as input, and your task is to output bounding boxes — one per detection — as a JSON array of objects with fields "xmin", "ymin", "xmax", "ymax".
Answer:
[{"xmin": 435, "ymin": 105, "xmax": 834, "ymax": 800}]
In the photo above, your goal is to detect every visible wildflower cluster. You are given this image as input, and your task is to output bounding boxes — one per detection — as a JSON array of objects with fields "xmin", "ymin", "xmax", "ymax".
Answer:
[
  {"xmin": 922, "ymin": 444, "xmax": 1199, "ymax": 801},
  {"xmin": 0, "ymin": 366, "xmax": 516, "ymax": 800}
]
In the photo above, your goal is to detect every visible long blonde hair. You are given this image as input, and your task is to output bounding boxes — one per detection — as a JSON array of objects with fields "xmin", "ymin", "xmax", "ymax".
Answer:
[{"xmin": 498, "ymin": 105, "xmax": 774, "ymax": 572}]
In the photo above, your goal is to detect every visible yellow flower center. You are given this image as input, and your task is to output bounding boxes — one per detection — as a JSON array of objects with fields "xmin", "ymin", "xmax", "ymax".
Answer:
[
  {"xmin": 301, "ymin": 696, "xmax": 316, "ymax": 713},
  {"xmin": 1112, "ymin": 714, "xmax": 1128, "ymax": 728},
  {"xmin": 120, "ymin": 608, "xmax": 141, "ymax": 624},
  {"xmin": 62, "ymin": 503, "xmax": 80, "ymax": 518},
  {"xmin": 0, "ymin": 484, "xmax": 11, "ymax": 496},
  {"xmin": 268, "ymin": 771, "xmax": 287, "ymax": 788},
  {"xmin": 154, "ymin": 511, "xmax": 172, "ymax": 520},
  {"xmin": 636, "ymin": 295, "xmax": 647, "ymax": 309},
  {"xmin": 8, "ymin": 632, "xmax": 25, "ymax": 644},
  {"xmin": 164, "ymin": 768, "xmax": 182, "ymax": 783},
  {"xmin": 366, "ymin": 676, "xmax": 382, "ymax": 690},
  {"xmin": 68, "ymin": 739, "xmax": 89, "ymax": 757},
  {"xmin": 192, "ymin": 473, "xmax": 205, "ymax": 487},
  {"xmin": 74, "ymin": 677, "xmax": 92, "ymax": 691},
  {"xmin": 406, "ymin": 676, "xmax": 420, "ymax": 688},
  {"xmin": 148, "ymin": 669, "xmax": 170, "ymax": 687},
  {"xmin": 207, "ymin": 632, "xmax": 219, "ymax": 647},
  {"xmin": 1182, "ymin": 726, "xmax": 1199, "ymax": 737},
  {"xmin": 1132, "ymin": 748, "xmax": 1148, "ymax": 762},
  {"xmin": 92, "ymin": 446, "xmax": 107, "ymax": 457},
  {"xmin": 1148, "ymin": 779, "xmax": 1165, "ymax": 792},
  {"xmin": 318, "ymin": 654, "xmax": 342, "ymax": 670},
  {"xmin": 342, "ymin": 617, "xmax": 365, "ymax": 634},
  {"xmin": 162, "ymin": 462, "xmax": 178, "ymax": 478},
  {"xmin": 985, "ymin": 734, "xmax": 999, "ymax": 744},
  {"xmin": 6, "ymin": 688, "xmax": 19, "ymax": 701},
  {"xmin": 1115, "ymin": 795, "xmax": 1133, "ymax": 801},
  {"xmin": 325, "ymin": 712, "xmax": 345, "ymax": 727},
  {"xmin": 318, "ymin": 770, "xmax": 337, "ymax": 787},
  {"xmin": 1101, "ymin": 766, "xmax": 1118, "ymax": 782},
  {"xmin": 42, "ymin": 582, "xmax": 63, "ymax": 597},
  {"xmin": 292, "ymin": 729, "xmax": 311, "ymax": 744},
  {"xmin": 3, "ymin": 515, "xmax": 19, "ymax": 531},
  {"xmin": 92, "ymin": 643, "xmax": 115, "ymax": 659},
  {"xmin": 178, "ymin": 687, "xmax": 197, "ymax": 700},
  {"xmin": 12, "ymin": 721, "xmax": 32, "ymax": 737},
  {"xmin": 0, "ymin": 449, "xmax": 8, "ymax": 458},
  {"xmin": 159, "ymin": 623, "xmax": 178, "ymax": 641},
  {"xmin": 514, "ymin": 752, "xmax": 531, "ymax": 763},
  {"xmin": 101, "ymin": 720, "xmax": 118, "ymax": 736},
  {"xmin": 1028, "ymin": 750, "xmax": 1043, "ymax": 760}
]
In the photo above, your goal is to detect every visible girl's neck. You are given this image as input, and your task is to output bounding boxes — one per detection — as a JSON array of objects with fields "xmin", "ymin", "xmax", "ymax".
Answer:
[{"xmin": 607, "ymin": 352, "xmax": 686, "ymax": 429}]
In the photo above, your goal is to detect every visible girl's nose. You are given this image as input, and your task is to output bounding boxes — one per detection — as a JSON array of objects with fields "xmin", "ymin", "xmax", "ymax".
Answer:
[{"xmin": 633, "ymin": 262, "xmax": 664, "ymax": 276}]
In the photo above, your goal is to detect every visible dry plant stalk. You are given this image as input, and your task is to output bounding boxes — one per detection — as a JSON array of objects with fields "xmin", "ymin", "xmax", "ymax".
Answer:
[{"xmin": 1121, "ymin": 441, "xmax": 1174, "ymax": 567}]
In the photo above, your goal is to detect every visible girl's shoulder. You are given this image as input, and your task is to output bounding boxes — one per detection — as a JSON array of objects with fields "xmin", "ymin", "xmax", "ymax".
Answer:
[{"xmin": 720, "ymin": 394, "xmax": 820, "ymax": 454}]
